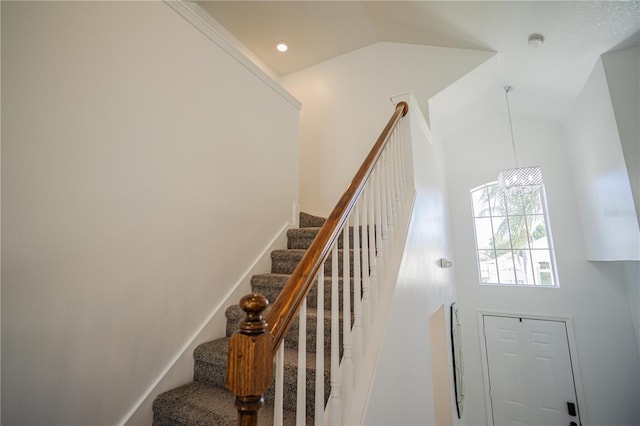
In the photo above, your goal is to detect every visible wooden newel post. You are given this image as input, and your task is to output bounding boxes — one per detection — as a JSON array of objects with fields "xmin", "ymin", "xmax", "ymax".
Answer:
[{"xmin": 226, "ymin": 293, "xmax": 273, "ymax": 426}]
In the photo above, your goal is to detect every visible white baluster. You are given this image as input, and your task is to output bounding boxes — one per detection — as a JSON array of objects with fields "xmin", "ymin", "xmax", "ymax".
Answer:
[
  {"xmin": 297, "ymin": 299, "xmax": 307, "ymax": 425},
  {"xmin": 384, "ymin": 146, "xmax": 395, "ymax": 235},
  {"xmin": 385, "ymin": 142, "xmax": 394, "ymax": 226},
  {"xmin": 367, "ymin": 175, "xmax": 378, "ymax": 306},
  {"xmin": 315, "ymin": 269, "xmax": 325, "ymax": 426},
  {"xmin": 390, "ymin": 132, "xmax": 400, "ymax": 221},
  {"xmin": 398, "ymin": 133, "xmax": 404, "ymax": 202},
  {"xmin": 329, "ymin": 242, "xmax": 341, "ymax": 425},
  {"xmin": 375, "ymin": 165, "xmax": 386, "ymax": 256},
  {"xmin": 393, "ymin": 130, "xmax": 402, "ymax": 207},
  {"xmin": 352, "ymin": 203, "xmax": 363, "ymax": 362},
  {"xmin": 342, "ymin": 223, "xmax": 353, "ymax": 407},
  {"xmin": 401, "ymin": 127, "xmax": 411, "ymax": 198},
  {"xmin": 393, "ymin": 135, "xmax": 400, "ymax": 217},
  {"xmin": 380, "ymin": 151, "xmax": 390, "ymax": 241},
  {"xmin": 274, "ymin": 343, "xmax": 285, "ymax": 426},
  {"xmin": 397, "ymin": 126, "xmax": 407, "ymax": 199},
  {"xmin": 374, "ymin": 165, "xmax": 385, "ymax": 287},
  {"xmin": 360, "ymin": 191, "xmax": 372, "ymax": 332}
]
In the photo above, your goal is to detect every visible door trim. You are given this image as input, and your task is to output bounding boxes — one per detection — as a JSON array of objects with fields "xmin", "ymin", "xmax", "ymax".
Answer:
[{"xmin": 477, "ymin": 310, "xmax": 589, "ymax": 426}]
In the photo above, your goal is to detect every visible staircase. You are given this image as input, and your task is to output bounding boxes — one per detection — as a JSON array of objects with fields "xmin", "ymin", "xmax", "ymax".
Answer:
[
  {"xmin": 152, "ymin": 212, "xmax": 339, "ymax": 425},
  {"xmin": 152, "ymin": 101, "xmax": 412, "ymax": 426}
]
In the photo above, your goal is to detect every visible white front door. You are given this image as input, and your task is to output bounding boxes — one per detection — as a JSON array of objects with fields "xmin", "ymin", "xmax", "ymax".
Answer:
[{"xmin": 483, "ymin": 315, "xmax": 581, "ymax": 426}]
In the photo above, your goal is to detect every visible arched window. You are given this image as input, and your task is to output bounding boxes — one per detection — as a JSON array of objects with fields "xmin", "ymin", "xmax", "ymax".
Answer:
[{"xmin": 470, "ymin": 182, "xmax": 558, "ymax": 286}]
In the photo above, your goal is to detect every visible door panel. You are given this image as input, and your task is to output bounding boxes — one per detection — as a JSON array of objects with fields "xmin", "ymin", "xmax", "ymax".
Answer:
[{"xmin": 484, "ymin": 316, "xmax": 580, "ymax": 426}]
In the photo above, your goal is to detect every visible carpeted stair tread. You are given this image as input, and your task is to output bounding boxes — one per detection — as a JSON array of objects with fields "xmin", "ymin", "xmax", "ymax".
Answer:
[
  {"xmin": 153, "ymin": 382, "xmax": 236, "ymax": 426},
  {"xmin": 271, "ymin": 249, "xmax": 357, "ymax": 275},
  {"xmin": 193, "ymin": 337, "xmax": 229, "ymax": 365},
  {"xmin": 225, "ymin": 305, "xmax": 341, "ymax": 327},
  {"xmin": 299, "ymin": 212, "xmax": 325, "ymax": 228},
  {"xmin": 270, "ymin": 249, "xmax": 306, "ymax": 275},
  {"xmin": 192, "ymin": 336, "xmax": 330, "ymax": 416},
  {"xmin": 225, "ymin": 305, "xmax": 342, "ymax": 332},
  {"xmin": 153, "ymin": 381, "xmax": 309, "ymax": 426},
  {"xmin": 194, "ymin": 337, "xmax": 330, "ymax": 372},
  {"xmin": 250, "ymin": 273, "xmax": 350, "ymax": 308},
  {"xmin": 225, "ymin": 304, "xmax": 344, "ymax": 355},
  {"xmin": 287, "ymin": 226, "xmax": 372, "ymax": 250},
  {"xmin": 287, "ymin": 227, "xmax": 321, "ymax": 249}
]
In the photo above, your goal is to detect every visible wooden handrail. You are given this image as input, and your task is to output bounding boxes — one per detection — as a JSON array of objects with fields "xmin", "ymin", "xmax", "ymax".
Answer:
[
  {"xmin": 266, "ymin": 101, "xmax": 408, "ymax": 347},
  {"xmin": 227, "ymin": 101, "xmax": 408, "ymax": 424}
]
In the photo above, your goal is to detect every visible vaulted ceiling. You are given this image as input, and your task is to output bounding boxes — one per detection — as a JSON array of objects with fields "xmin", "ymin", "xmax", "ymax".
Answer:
[{"xmin": 198, "ymin": 1, "xmax": 639, "ymax": 122}]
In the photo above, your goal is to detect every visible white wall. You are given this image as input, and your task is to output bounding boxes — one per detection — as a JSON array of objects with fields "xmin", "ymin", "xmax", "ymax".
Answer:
[
  {"xmin": 432, "ymin": 90, "xmax": 640, "ymax": 425},
  {"xmin": 364, "ymin": 95, "xmax": 458, "ymax": 425},
  {"xmin": 622, "ymin": 261, "xmax": 640, "ymax": 355},
  {"xmin": 565, "ymin": 59, "xmax": 640, "ymax": 261},
  {"xmin": 0, "ymin": 3, "xmax": 3, "ymax": 417},
  {"xmin": 1, "ymin": 2, "xmax": 299, "ymax": 424},
  {"xmin": 600, "ymin": 44, "xmax": 640, "ymax": 358},
  {"xmin": 280, "ymin": 42, "xmax": 493, "ymax": 217},
  {"xmin": 602, "ymin": 43, "xmax": 640, "ymax": 225}
]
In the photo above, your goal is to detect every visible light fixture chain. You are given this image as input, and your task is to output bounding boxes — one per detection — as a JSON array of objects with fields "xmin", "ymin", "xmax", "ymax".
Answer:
[
  {"xmin": 504, "ymin": 86, "xmax": 519, "ymax": 168},
  {"xmin": 498, "ymin": 85, "xmax": 544, "ymax": 192}
]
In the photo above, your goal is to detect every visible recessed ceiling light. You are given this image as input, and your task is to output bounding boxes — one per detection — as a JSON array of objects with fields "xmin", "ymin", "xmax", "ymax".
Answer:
[
  {"xmin": 528, "ymin": 33, "xmax": 544, "ymax": 48},
  {"xmin": 276, "ymin": 42, "xmax": 288, "ymax": 52}
]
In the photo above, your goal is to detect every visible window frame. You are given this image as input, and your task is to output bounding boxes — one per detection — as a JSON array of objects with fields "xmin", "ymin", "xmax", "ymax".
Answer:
[{"xmin": 470, "ymin": 182, "xmax": 559, "ymax": 287}]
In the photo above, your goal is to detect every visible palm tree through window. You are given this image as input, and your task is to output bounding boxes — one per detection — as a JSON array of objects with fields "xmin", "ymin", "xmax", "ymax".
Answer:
[{"xmin": 470, "ymin": 182, "xmax": 558, "ymax": 286}]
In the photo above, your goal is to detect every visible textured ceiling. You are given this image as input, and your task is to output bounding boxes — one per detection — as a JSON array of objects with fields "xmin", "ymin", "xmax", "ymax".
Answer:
[{"xmin": 198, "ymin": 1, "xmax": 640, "ymax": 121}]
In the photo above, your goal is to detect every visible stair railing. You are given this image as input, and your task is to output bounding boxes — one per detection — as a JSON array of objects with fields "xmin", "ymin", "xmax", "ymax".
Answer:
[{"xmin": 227, "ymin": 101, "xmax": 412, "ymax": 425}]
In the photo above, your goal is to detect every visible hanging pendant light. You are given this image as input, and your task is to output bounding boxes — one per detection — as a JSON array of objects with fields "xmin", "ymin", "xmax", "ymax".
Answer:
[{"xmin": 497, "ymin": 85, "xmax": 543, "ymax": 193}]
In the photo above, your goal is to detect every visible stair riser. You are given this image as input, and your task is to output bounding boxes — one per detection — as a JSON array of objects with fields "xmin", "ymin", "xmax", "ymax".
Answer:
[
  {"xmin": 287, "ymin": 227, "xmax": 375, "ymax": 250},
  {"xmin": 251, "ymin": 276, "xmax": 354, "ymax": 310},
  {"xmin": 282, "ymin": 311, "xmax": 347, "ymax": 356},
  {"xmin": 153, "ymin": 411, "xmax": 234, "ymax": 426},
  {"xmin": 271, "ymin": 250, "xmax": 372, "ymax": 276},
  {"xmin": 153, "ymin": 381, "xmax": 311, "ymax": 426},
  {"xmin": 299, "ymin": 212, "xmax": 325, "ymax": 228},
  {"xmin": 153, "ymin": 412, "xmax": 234, "ymax": 426},
  {"xmin": 194, "ymin": 359, "xmax": 329, "ymax": 417},
  {"xmin": 225, "ymin": 306, "xmax": 349, "ymax": 356}
]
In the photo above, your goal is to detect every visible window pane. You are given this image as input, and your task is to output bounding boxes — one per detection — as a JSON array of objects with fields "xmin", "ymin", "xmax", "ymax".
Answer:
[
  {"xmin": 489, "ymin": 186, "xmax": 507, "ymax": 216},
  {"xmin": 475, "ymin": 218, "xmax": 495, "ymax": 249},
  {"xmin": 496, "ymin": 250, "xmax": 517, "ymax": 284},
  {"xmin": 532, "ymin": 250, "xmax": 555, "ymax": 286},
  {"xmin": 478, "ymin": 250, "xmax": 498, "ymax": 284},
  {"xmin": 528, "ymin": 215, "xmax": 548, "ymax": 248},
  {"xmin": 514, "ymin": 249, "xmax": 536, "ymax": 285},
  {"xmin": 506, "ymin": 191, "xmax": 525, "ymax": 215},
  {"xmin": 491, "ymin": 216, "xmax": 510, "ymax": 250},
  {"xmin": 471, "ymin": 187, "xmax": 490, "ymax": 217},
  {"xmin": 522, "ymin": 188, "xmax": 543, "ymax": 214},
  {"xmin": 508, "ymin": 216, "xmax": 529, "ymax": 249},
  {"xmin": 470, "ymin": 182, "xmax": 558, "ymax": 287}
]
